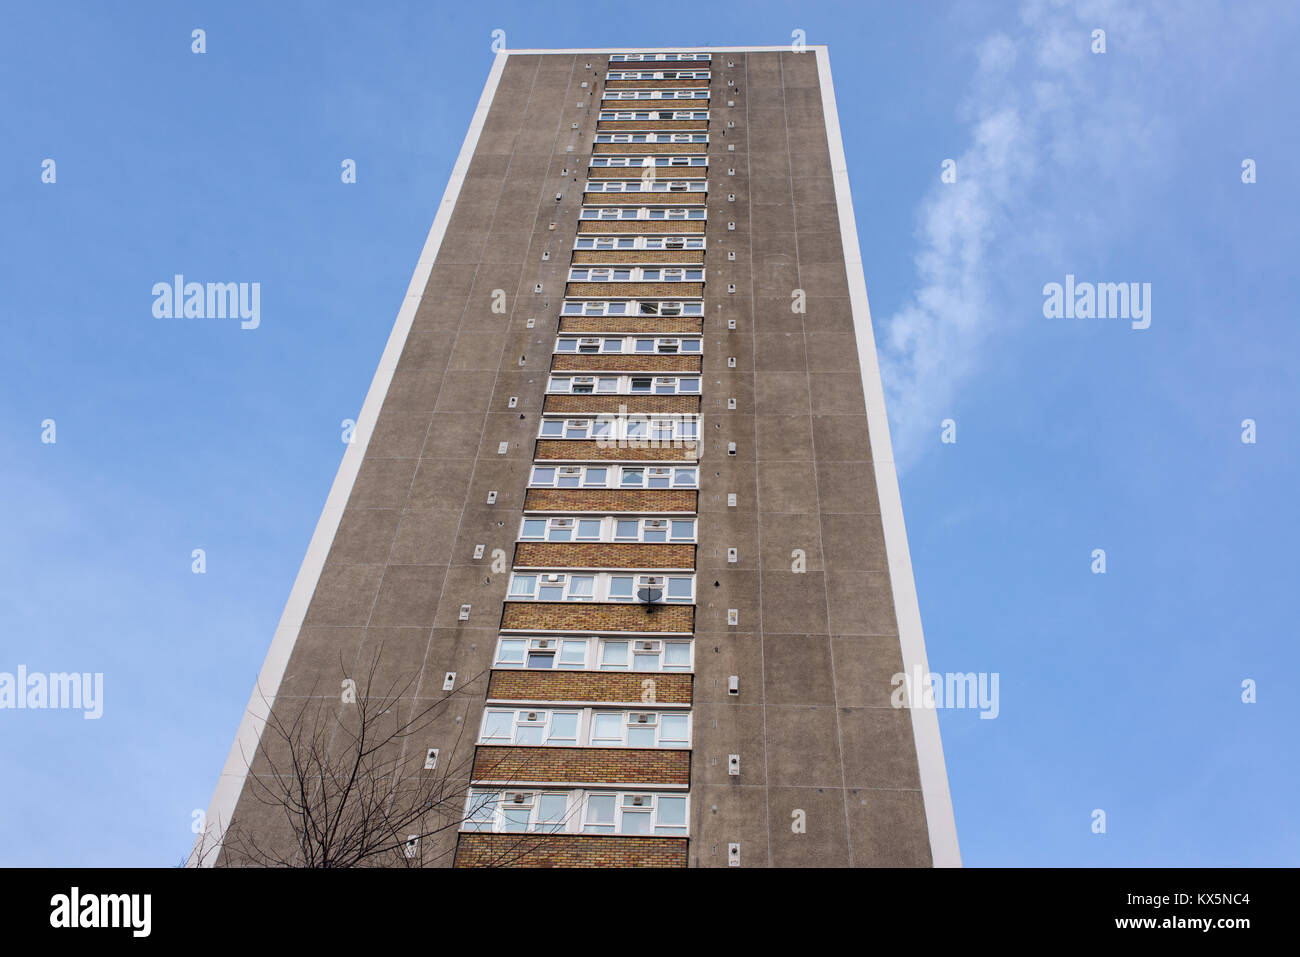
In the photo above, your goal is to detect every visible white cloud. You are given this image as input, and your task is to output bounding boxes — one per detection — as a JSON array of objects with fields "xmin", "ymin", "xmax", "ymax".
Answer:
[{"xmin": 878, "ymin": 0, "xmax": 1175, "ymax": 468}]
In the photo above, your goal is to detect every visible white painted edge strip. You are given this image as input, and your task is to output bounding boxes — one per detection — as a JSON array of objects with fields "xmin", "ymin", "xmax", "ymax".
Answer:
[
  {"xmin": 192, "ymin": 51, "xmax": 510, "ymax": 866},
  {"xmin": 815, "ymin": 47, "xmax": 962, "ymax": 867}
]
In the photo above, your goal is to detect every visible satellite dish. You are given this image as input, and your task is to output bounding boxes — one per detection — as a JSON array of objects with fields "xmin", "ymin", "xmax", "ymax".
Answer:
[{"xmin": 637, "ymin": 588, "xmax": 663, "ymax": 604}]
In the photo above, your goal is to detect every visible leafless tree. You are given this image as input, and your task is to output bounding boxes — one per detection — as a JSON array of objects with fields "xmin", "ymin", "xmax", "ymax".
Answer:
[{"xmin": 191, "ymin": 647, "xmax": 563, "ymax": 868}]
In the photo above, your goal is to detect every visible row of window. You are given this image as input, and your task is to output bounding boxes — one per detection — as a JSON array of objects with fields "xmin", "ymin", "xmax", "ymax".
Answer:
[
  {"xmin": 548, "ymin": 375, "xmax": 699, "ymax": 395},
  {"xmin": 479, "ymin": 707, "xmax": 690, "ymax": 749},
  {"xmin": 584, "ymin": 180, "xmax": 705, "ymax": 193},
  {"xmin": 528, "ymin": 464, "xmax": 697, "ymax": 489},
  {"xmin": 603, "ymin": 89, "xmax": 709, "ymax": 100},
  {"xmin": 555, "ymin": 335, "xmax": 701, "ymax": 354},
  {"xmin": 575, "ymin": 235, "xmax": 705, "ymax": 250},
  {"xmin": 495, "ymin": 635, "xmax": 692, "ymax": 672},
  {"xmin": 600, "ymin": 109, "xmax": 708, "ymax": 121},
  {"xmin": 605, "ymin": 69, "xmax": 710, "ymax": 79},
  {"xmin": 568, "ymin": 267, "xmax": 704, "ymax": 282},
  {"xmin": 560, "ymin": 299, "xmax": 703, "ymax": 316},
  {"xmin": 589, "ymin": 155, "xmax": 707, "ymax": 168},
  {"xmin": 594, "ymin": 132, "xmax": 707, "ymax": 143},
  {"xmin": 579, "ymin": 207, "xmax": 705, "ymax": 221},
  {"xmin": 519, "ymin": 515, "xmax": 695, "ymax": 543},
  {"xmin": 463, "ymin": 789, "xmax": 687, "ymax": 837},
  {"xmin": 609, "ymin": 52, "xmax": 710, "ymax": 62},
  {"xmin": 538, "ymin": 417, "xmax": 698, "ymax": 442},
  {"xmin": 507, "ymin": 572, "xmax": 694, "ymax": 603}
]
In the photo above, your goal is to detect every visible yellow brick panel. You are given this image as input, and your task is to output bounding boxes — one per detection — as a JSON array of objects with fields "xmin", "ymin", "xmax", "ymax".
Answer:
[
  {"xmin": 551, "ymin": 354, "xmax": 701, "ymax": 373},
  {"xmin": 454, "ymin": 833, "xmax": 688, "ymax": 868},
  {"xmin": 501, "ymin": 601, "xmax": 694, "ymax": 633},
  {"xmin": 523, "ymin": 488, "xmax": 698, "ymax": 514},
  {"xmin": 486, "ymin": 669, "xmax": 693, "ymax": 705},
  {"xmin": 513, "ymin": 542, "xmax": 695, "ymax": 571}
]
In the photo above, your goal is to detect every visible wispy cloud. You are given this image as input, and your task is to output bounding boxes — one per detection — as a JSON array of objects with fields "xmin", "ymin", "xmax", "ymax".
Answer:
[{"xmin": 879, "ymin": 0, "xmax": 1172, "ymax": 468}]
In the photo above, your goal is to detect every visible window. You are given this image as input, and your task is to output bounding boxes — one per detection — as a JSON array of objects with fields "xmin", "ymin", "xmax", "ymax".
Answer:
[
  {"xmin": 464, "ymin": 789, "xmax": 687, "ymax": 836},
  {"xmin": 494, "ymin": 636, "xmax": 693, "ymax": 672},
  {"xmin": 584, "ymin": 180, "xmax": 706, "ymax": 194},
  {"xmin": 619, "ymin": 466, "xmax": 696, "ymax": 488},
  {"xmin": 556, "ymin": 335, "xmax": 700, "ymax": 354},
  {"xmin": 539, "ymin": 418, "xmax": 592, "ymax": 439},
  {"xmin": 606, "ymin": 574, "xmax": 694, "ymax": 604},
  {"xmin": 507, "ymin": 573, "xmax": 596, "ymax": 602},
  {"xmin": 594, "ymin": 132, "xmax": 709, "ymax": 144},
  {"xmin": 598, "ymin": 638, "xmax": 693, "ymax": 672},
  {"xmin": 479, "ymin": 708, "xmax": 581, "ymax": 746},
  {"xmin": 560, "ymin": 300, "xmax": 703, "ymax": 317},
  {"xmin": 547, "ymin": 376, "xmax": 700, "ymax": 396},
  {"xmin": 509, "ymin": 572, "xmax": 693, "ymax": 604},
  {"xmin": 519, "ymin": 516, "xmax": 695, "ymax": 544},
  {"xmin": 599, "ymin": 110, "xmax": 709, "ymax": 121},
  {"xmin": 588, "ymin": 156, "xmax": 707, "ymax": 169},
  {"xmin": 570, "ymin": 267, "xmax": 704, "ymax": 283},
  {"xmin": 463, "ymin": 791, "xmax": 574, "ymax": 834},
  {"xmin": 479, "ymin": 708, "xmax": 689, "ymax": 749},
  {"xmin": 495, "ymin": 636, "xmax": 591, "ymax": 669},
  {"xmin": 519, "ymin": 517, "xmax": 603, "ymax": 542},
  {"xmin": 612, "ymin": 517, "xmax": 696, "ymax": 542},
  {"xmin": 528, "ymin": 465, "xmax": 696, "ymax": 489},
  {"xmin": 579, "ymin": 207, "xmax": 707, "ymax": 221},
  {"xmin": 582, "ymin": 792, "xmax": 688, "ymax": 836}
]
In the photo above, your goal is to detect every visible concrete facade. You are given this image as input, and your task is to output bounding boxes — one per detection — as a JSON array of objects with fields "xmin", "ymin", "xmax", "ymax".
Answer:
[{"xmin": 201, "ymin": 47, "xmax": 959, "ymax": 869}]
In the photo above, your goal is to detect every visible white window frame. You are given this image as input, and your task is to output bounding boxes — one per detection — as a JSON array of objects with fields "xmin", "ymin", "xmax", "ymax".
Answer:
[
  {"xmin": 462, "ymin": 789, "xmax": 690, "ymax": 837},
  {"xmin": 584, "ymin": 180, "xmax": 707, "ymax": 194},
  {"xmin": 527, "ymin": 464, "xmax": 697, "ymax": 489},
  {"xmin": 568, "ymin": 266, "xmax": 704, "ymax": 282},
  {"xmin": 492, "ymin": 634, "xmax": 694, "ymax": 672},
  {"xmin": 554, "ymin": 335, "xmax": 702, "ymax": 354},
  {"xmin": 547, "ymin": 375, "xmax": 701, "ymax": 396},
  {"xmin": 559, "ymin": 300, "xmax": 704, "ymax": 317},
  {"xmin": 507, "ymin": 571, "xmax": 694, "ymax": 604},
  {"xmin": 588, "ymin": 155, "xmax": 708, "ymax": 168},
  {"xmin": 519, "ymin": 515, "xmax": 696, "ymax": 544}
]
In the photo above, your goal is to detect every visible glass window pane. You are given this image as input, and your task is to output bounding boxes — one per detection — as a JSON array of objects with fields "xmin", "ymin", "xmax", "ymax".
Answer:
[
  {"xmin": 621, "ymin": 811, "xmax": 651, "ymax": 835},
  {"xmin": 663, "ymin": 642, "xmax": 690, "ymax": 667},
  {"xmin": 671, "ymin": 520, "xmax": 694, "ymax": 540},
  {"xmin": 592, "ymin": 714, "xmax": 622, "ymax": 741},
  {"xmin": 559, "ymin": 640, "xmax": 587, "ymax": 665},
  {"xmin": 615, "ymin": 520, "xmax": 638, "ymax": 540},
  {"xmin": 586, "ymin": 795, "xmax": 616, "ymax": 824},
  {"xmin": 661, "ymin": 715, "xmax": 688, "ymax": 744},
  {"xmin": 577, "ymin": 519, "xmax": 601, "ymax": 540},
  {"xmin": 609, "ymin": 577, "xmax": 633, "ymax": 600},
  {"xmin": 537, "ymin": 795, "xmax": 567, "ymax": 830},
  {"xmin": 569, "ymin": 576, "xmax": 594, "ymax": 598},
  {"xmin": 515, "ymin": 726, "xmax": 543, "ymax": 745},
  {"xmin": 496, "ymin": 639, "xmax": 526, "ymax": 664},
  {"xmin": 627, "ymin": 726, "xmax": 655, "ymax": 747},
  {"xmin": 532, "ymin": 468, "xmax": 555, "ymax": 485},
  {"xmin": 601, "ymin": 641, "xmax": 628, "ymax": 667},
  {"xmin": 521, "ymin": 519, "xmax": 545, "ymax": 539},
  {"xmin": 481, "ymin": 711, "xmax": 512, "ymax": 741},
  {"xmin": 657, "ymin": 796, "xmax": 687, "ymax": 826},
  {"xmin": 549, "ymin": 713, "xmax": 578, "ymax": 742},
  {"xmin": 509, "ymin": 576, "xmax": 535, "ymax": 598},
  {"xmin": 667, "ymin": 578, "xmax": 692, "ymax": 600}
]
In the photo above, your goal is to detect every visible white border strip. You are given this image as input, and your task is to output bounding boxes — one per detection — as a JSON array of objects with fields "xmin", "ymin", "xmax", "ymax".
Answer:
[
  {"xmin": 815, "ymin": 46, "xmax": 962, "ymax": 866},
  {"xmin": 193, "ymin": 52, "xmax": 510, "ymax": 866}
]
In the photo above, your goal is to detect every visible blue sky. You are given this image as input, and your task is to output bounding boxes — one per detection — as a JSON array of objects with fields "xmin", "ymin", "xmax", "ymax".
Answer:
[{"xmin": 1, "ymin": 0, "xmax": 1296, "ymax": 866}]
